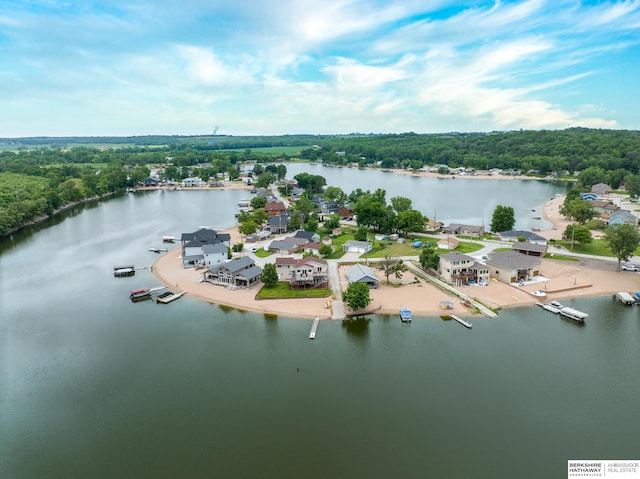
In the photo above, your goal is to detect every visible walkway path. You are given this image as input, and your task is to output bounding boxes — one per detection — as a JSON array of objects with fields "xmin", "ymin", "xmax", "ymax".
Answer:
[{"xmin": 327, "ymin": 261, "xmax": 346, "ymax": 319}]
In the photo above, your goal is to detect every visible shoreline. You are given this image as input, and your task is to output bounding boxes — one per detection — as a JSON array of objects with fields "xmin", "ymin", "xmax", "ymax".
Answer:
[{"xmin": 149, "ymin": 174, "xmax": 636, "ymax": 320}]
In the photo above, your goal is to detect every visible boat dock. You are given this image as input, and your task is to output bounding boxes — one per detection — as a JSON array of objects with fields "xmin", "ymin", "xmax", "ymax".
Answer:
[
  {"xmin": 536, "ymin": 301, "xmax": 562, "ymax": 314},
  {"xmin": 157, "ymin": 290, "xmax": 187, "ymax": 304},
  {"xmin": 114, "ymin": 265, "xmax": 135, "ymax": 277},
  {"xmin": 451, "ymin": 315, "xmax": 472, "ymax": 329},
  {"xmin": 559, "ymin": 306, "xmax": 588, "ymax": 323},
  {"xmin": 309, "ymin": 317, "xmax": 320, "ymax": 339},
  {"xmin": 616, "ymin": 292, "xmax": 636, "ymax": 305}
]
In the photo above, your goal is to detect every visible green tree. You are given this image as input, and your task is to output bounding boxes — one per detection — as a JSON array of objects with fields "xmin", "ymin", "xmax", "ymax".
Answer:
[
  {"xmin": 379, "ymin": 256, "xmax": 408, "ymax": 284},
  {"xmin": 390, "ymin": 196, "xmax": 412, "ymax": 213},
  {"xmin": 354, "ymin": 226, "xmax": 369, "ymax": 241},
  {"xmin": 560, "ymin": 198, "xmax": 594, "ymax": 224},
  {"xmin": 578, "ymin": 166, "xmax": 608, "ymax": 189},
  {"xmin": 261, "ymin": 263, "xmax": 278, "ymax": 287},
  {"xmin": 490, "ymin": 205, "xmax": 515, "ymax": 232},
  {"xmin": 255, "ymin": 172, "xmax": 276, "ymax": 188},
  {"xmin": 624, "ymin": 173, "xmax": 640, "ymax": 198},
  {"xmin": 323, "ymin": 214, "xmax": 340, "ymax": 232},
  {"xmin": 394, "ymin": 209, "xmax": 426, "ymax": 236},
  {"xmin": 419, "ymin": 246, "xmax": 440, "ymax": 270},
  {"xmin": 238, "ymin": 220, "xmax": 258, "ymax": 236},
  {"xmin": 604, "ymin": 224, "xmax": 640, "ymax": 271},
  {"xmin": 319, "ymin": 244, "xmax": 333, "ymax": 257},
  {"xmin": 563, "ymin": 224, "xmax": 593, "ymax": 249},
  {"xmin": 250, "ymin": 196, "xmax": 267, "ymax": 209},
  {"xmin": 342, "ymin": 281, "xmax": 372, "ymax": 311}
]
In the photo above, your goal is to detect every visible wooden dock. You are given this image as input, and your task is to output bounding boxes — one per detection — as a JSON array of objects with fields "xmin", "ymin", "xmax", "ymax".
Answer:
[
  {"xmin": 309, "ymin": 317, "xmax": 320, "ymax": 339},
  {"xmin": 451, "ymin": 315, "xmax": 472, "ymax": 329}
]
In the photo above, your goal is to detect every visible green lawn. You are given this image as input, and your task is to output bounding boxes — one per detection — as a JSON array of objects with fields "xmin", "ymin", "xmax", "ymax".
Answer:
[
  {"xmin": 254, "ymin": 249, "xmax": 273, "ymax": 258},
  {"xmin": 551, "ymin": 239, "xmax": 617, "ymax": 257},
  {"xmin": 256, "ymin": 282, "xmax": 331, "ymax": 299}
]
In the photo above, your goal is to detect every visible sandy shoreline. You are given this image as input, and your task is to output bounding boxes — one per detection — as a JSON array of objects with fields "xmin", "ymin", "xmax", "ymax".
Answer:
[{"xmin": 150, "ymin": 175, "xmax": 638, "ymax": 320}]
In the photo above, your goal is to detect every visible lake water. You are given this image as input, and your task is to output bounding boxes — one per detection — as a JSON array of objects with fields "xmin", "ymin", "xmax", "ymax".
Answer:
[{"xmin": 1, "ymin": 169, "xmax": 638, "ymax": 478}]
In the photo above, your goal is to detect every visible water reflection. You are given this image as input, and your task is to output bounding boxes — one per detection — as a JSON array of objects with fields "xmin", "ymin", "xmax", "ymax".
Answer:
[{"xmin": 341, "ymin": 316, "xmax": 371, "ymax": 337}]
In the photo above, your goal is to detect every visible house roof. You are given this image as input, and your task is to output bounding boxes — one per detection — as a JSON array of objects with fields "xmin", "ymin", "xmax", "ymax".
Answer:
[
  {"xmin": 269, "ymin": 240, "xmax": 298, "ymax": 251},
  {"xmin": 181, "ymin": 228, "xmax": 228, "ymax": 244},
  {"xmin": 344, "ymin": 240, "xmax": 371, "ymax": 249},
  {"xmin": 237, "ymin": 265, "xmax": 263, "ymax": 281},
  {"xmin": 438, "ymin": 237, "xmax": 459, "ymax": 247},
  {"xmin": 304, "ymin": 242, "xmax": 323, "ymax": 250},
  {"xmin": 345, "ymin": 264, "xmax": 379, "ymax": 283},
  {"xmin": 498, "ymin": 230, "xmax": 546, "ymax": 242},
  {"xmin": 293, "ymin": 230, "xmax": 316, "ymax": 240},
  {"xmin": 486, "ymin": 251, "xmax": 541, "ymax": 270},
  {"xmin": 202, "ymin": 243, "xmax": 228, "ymax": 254},
  {"xmin": 440, "ymin": 252, "xmax": 474, "ymax": 263},
  {"xmin": 275, "ymin": 257, "xmax": 296, "ymax": 265},
  {"xmin": 294, "ymin": 256, "xmax": 327, "ymax": 268},
  {"xmin": 269, "ymin": 214, "xmax": 290, "ymax": 227},
  {"xmin": 609, "ymin": 210, "xmax": 637, "ymax": 223},
  {"xmin": 210, "ymin": 256, "xmax": 254, "ymax": 274},
  {"xmin": 512, "ymin": 241, "xmax": 547, "ymax": 253},
  {"xmin": 443, "ymin": 223, "xmax": 484, "ymax": 233},
  {"xmin": 265, "ymin": 201, "xmax": 286, "ymax": 212}
]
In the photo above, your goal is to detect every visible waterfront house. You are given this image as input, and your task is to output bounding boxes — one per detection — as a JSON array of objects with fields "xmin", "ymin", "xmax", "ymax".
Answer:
[
  {"xmin": 438, "ymin": 252, "xmax": 489, "ymax": 286},
  {"xmin": 591, "ymin": 183, "xmax": 612, "ymax": 196},
  {"xmin": 424, "ymin": 219, "xmax": 442, "ymax": 233},
  {"xmin": 345, "ymin": 264, "xmax": 380, "ymax": 288},
  {"xmin": 181, "ymin": 176, "xmax": 206, "ymax": 187},
  {"xmin": 486, "ymin": 251, "xmax": 541, "ymax": 285},
  {"xmin": 181, "ymin": 228, "xmax": 231, "ymax": 268},
  {"xmin": 343, "ymin": 240, "xmax": 372, "ymax": 254},
  {"xmin": 267, "ymin": 213, "xmax": 290, "ymax": 234},
  {"xmin": 442, "ymin": 223, "xmax": 484, "ymax": 237},
  {"xmin": 275, "ymin": 257, "xmax": 296, "ymax": 280},
  {"xmin": 590, "ymin": 200, "xmax": 619, "ymax": 215},
  {"xmin": 264, "ymin": 201, "xmax": 287, "ymax": 216},
  {"xmin": 205, "ymin": 256, "xmax": 262, "ymax": 288},
  {"xmin": 290, "ymin": 257, "xmax": 328, "ymax": 289},
  {"xmin": 608, "ymin": 210, "xmax": 638, "ymax": 226}
]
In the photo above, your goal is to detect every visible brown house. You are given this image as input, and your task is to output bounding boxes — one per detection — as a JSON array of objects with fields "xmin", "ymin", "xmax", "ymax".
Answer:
[
  {"xmin": 264, "ymin": 201, "xmax": 287, "ymax": 216},
  {"xmin": 512, "ymin": 241, "xmax": 547, "ymax": 257}
]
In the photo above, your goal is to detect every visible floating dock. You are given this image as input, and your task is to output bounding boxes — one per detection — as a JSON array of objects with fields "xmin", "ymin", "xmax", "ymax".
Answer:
[
  {"xmin": 451, "ymin": 315, "xmax": 472, "ymax": 329},
  {"xmin": 309, "ymin": 317, "xmax": 320, "ymax": 339},
  {"xmin": 559, "ymin": 306, "xmax": 588, "ymax": 323},
  {"xmin": 114, "ymin": 265, "xmax": 135, "ymax": 277}
]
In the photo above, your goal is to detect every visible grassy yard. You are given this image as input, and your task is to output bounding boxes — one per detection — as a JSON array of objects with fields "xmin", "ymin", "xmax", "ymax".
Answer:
[
  {"xmin": 254, "ymin": 248, "xmax": 273, "ymax": 258},
  {"xmin": 551, "ymin": 239, "xmax": 616, "ymax": 257},
  {"xmin": 256, "ymin": 282, "xmax": 331, "ymax": 299}
]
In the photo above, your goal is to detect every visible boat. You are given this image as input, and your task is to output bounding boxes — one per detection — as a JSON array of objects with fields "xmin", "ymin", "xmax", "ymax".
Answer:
[
  {"xmin": 114, "ymin": 265, "xmax": 135, "ymax": 277},
  {"xmin": 530, "ymin": 290, "xmax": 547, "ymax": 298},
  {"xmin": 130, "ymin": 287, "xmax": 151, "ymax": 300},
  {"xmin": 162, "ymin": 236, "xmax": 177, "ymax": 243},
  {"xmin": 156, "ymin": 290, "xmax": 187, "ymax": 304},
  {"xmin": 400, "ymin": 308, "xmax": 412, "ymax": 323},
  {"xmin": 149, "ymin": 247, "xmax": 168, "ymax": 253}
]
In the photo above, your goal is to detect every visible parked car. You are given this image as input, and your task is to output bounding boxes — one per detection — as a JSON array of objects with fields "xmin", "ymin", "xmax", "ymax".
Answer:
[{"xmin": 621, "ymin": 263, "xmax": 639, "ymax": 271}]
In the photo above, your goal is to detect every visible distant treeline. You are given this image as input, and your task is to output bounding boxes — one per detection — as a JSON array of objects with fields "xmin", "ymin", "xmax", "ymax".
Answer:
[{"xmin": 2, "ymin": 128, "xmax": 640, "ymax": 237}]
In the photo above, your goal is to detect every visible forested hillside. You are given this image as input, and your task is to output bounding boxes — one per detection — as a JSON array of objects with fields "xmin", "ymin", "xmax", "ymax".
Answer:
[{"xmin": 2, "ymin": 128, "xmax": 640, "ymax": 237}]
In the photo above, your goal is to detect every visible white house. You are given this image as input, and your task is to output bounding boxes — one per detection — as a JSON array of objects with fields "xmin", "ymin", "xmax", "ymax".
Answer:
[
  {"xmin": 182, "ymin": 176, "xmax": 206, "ymax": 187},
  {"xmin": 343, "ymin": 240, "xmax": 372, "ymax": 254}
]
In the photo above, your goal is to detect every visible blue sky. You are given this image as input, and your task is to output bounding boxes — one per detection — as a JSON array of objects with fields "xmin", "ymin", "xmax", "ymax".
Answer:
[{"xmin": 1, "ymin": 0, "xmax": 639, "ymax": 137}]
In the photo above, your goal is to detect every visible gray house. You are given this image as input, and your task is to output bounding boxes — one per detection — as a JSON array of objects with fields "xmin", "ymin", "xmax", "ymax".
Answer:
[
  {"xmin": 345, "ymin": 264, "xmax": 379, "ymax": 288},
  {"xmin": 486, "ymin": 251, "xmax": 541, "ymax": 284},
  {"xmin": 205, "ymin": 256, "xmax": 262, "ymax": 288},
  {"xmin": 343, "ymin": 240, "xmax": 372, "ymax": 254}
]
